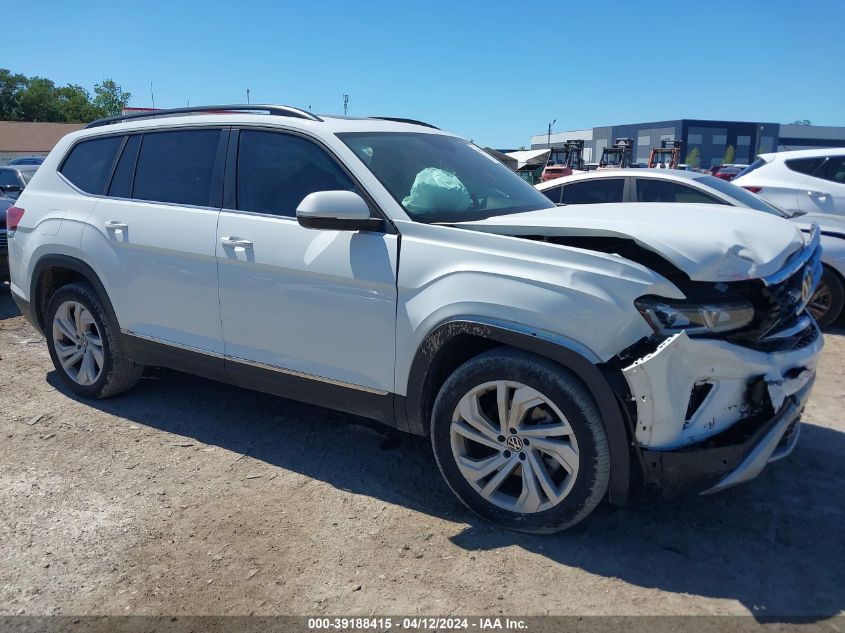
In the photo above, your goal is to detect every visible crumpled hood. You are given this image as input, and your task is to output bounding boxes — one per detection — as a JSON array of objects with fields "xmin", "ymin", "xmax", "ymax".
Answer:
[{"xmin": 455, "ymin": 203, "xmax": 806, "ymax": 282}]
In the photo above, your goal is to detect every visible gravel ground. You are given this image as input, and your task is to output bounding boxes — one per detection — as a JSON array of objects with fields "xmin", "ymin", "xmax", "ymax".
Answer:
[{"xmin": 1, "ymin": 285, "xmax": 843, "ymax": 618}]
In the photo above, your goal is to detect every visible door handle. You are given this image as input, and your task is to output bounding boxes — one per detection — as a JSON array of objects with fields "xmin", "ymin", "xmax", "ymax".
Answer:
[
  {"xmin": 105, "ymin": 220, "xmax": 128, "ymax": 230},
  {"xmin": 807, "ymin": 191, "xmax": 828, "ymax": 200},
  {"xmin": 220, "ymin": 236, "xmax": 253, "ymax": 248}
]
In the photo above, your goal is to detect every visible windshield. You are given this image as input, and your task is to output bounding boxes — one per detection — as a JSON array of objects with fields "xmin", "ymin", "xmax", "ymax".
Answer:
[
  {"xmin": 338, "ymin": 132, "xmax": 555, "ymax": 222},
  {"xmin": 694, "ymin": 175, "xmax": 792, "ymax": 217}
]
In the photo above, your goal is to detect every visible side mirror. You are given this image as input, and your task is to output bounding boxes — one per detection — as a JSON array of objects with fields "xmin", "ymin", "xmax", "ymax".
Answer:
[{"xmin": 296, "ymin": 190, "xmax": 384, "ymax": 231}]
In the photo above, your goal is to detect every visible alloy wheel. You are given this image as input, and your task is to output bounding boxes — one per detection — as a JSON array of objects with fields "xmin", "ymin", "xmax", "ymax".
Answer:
[
  {"xmin": 807, "ymin": 279, "xmax": 832, "ymax": 322},
  {"xmin": 449, "ymin": 380, "xmax": 580, "ymax": 514},
  {"xmin": 52, "ymin": 300, "xmax": 104, "ymax": 386}
]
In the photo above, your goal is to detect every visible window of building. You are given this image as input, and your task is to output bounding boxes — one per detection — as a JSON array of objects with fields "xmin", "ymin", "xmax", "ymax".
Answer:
[
  {"xmin": 637, "ymin": 135, "xmax": 650, "ymax": 148},
  {"xmin": 737, "ymin": 135, "xmax": 751, "ymax": 146},
  {"xmin": 237, "ymin": 130, "xmax": 358, "ymax": 217},
  {"xmin": 60, "ymin": 135, "xmax": 123, "ymax": 195},
  {"xmin": 688, "ymin": 134, "xmax": 703, "ymax": 144},
  {"xmin": 132, "ymin": 130, "xmax": 221, "ymax": 207},
  {"xmin": 636, "ymin": 178, "xmax": 723, "ymax": 204},
  {"xmin": 786, "ymin": 157, "xmax": 825, "ymax": 176},
  {"xmin": 561, "ymin": 178, "xmax": 624, "ymax": 204},
  {"xmin": 712, "ymin": 134, "xmax": 727, "ymax": 145}
]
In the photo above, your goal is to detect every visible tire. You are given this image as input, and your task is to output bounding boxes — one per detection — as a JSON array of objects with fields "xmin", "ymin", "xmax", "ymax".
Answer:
[
  {"xmin": 44, "ymin": 281, "xmax": 143, "ymax": 398},
  {"xmin": 430, "ymin": 348, "xmax": 610, "ymax": 534},
  {"xmin": 808, "ymin": 266, "xmax": 845, "ymax": 329}
]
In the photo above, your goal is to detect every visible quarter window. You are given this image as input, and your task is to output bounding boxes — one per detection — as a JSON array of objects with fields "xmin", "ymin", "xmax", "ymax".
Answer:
[
  {"xmin": 541, "ymin": 186, "xmax": 563, "ymax": 204},
  {"xmin": 133, "ymin": 129, "xmax": 221, "ymax": 206},
  {"xmin": 562, "ymin": 179, "xmax": 624, "ymax": 204},
  {"xmin": 636, "ymin": 179, "xmax": 723, "ymax": 204},
  {"xmin": 786, "ymin": 157, "xmax": 825, "ymax": 177},
  {"xmin": 237, "ymin": 130, "xmax": 358, "ymax": 217},
  {"xmin": 60, "ymin": 136, "xmax": 123, "ymax": 194}
]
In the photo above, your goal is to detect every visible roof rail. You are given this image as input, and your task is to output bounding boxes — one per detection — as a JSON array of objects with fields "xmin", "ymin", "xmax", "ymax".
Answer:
[
  {"xmin": 85, "ymin": 104, "xmax": 323, "ymax": 129},
  {"xmin": 369, "ymin": 116, "xmax": 439, "ymax": 130}
]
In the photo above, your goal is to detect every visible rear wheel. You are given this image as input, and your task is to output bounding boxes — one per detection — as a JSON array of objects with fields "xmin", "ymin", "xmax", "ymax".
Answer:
[
  {"xmin": 430, "ymin": 349, "xmax": 610, "ymax": 533},
  {"xmin": 45, "ymin": 282, "xmax": 143, "ymax": 398},
  {"xmin": 807, "ymin": 266, "xmax": 844, "ymax": 329}
]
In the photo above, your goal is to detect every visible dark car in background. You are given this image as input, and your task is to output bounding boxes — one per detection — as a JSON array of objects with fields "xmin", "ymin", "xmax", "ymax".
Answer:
[
  {"xmin": 0, "ymin": 165, "xmax": 39, "ymax": 200},
  {"xmin": 0, "ymin": 195, "xmax": 12, "ymax": 281},
  {"xmin": 8, "ymin": 156, "xmax": 44, "ymax": 166},
  {"xmin": 714, "ymin": 165, "xmax": 744, "ymax": 181}
]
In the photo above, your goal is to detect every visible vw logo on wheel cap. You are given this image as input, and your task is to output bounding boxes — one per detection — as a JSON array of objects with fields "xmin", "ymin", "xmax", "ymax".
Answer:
[{"xmin": 506, "ymin": 435, "xmax": 524, "ymax": 451}]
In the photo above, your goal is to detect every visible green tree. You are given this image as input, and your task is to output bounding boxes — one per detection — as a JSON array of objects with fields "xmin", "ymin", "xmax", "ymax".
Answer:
[
  {"xmin": 93, "ymin": 79, "xmax": 131, "ymax": 117},
  {"xmin": 0, "ymin": 68, "xmax": 29, "ymax": 120},
  {"xmin": 723, "ymin": 145, "xmax": 736, "ymax": 165},
  {"xmin": 685, "ymin": 147, "xmax": 701, "ymax": 169},
  {"xmin": 57, "ymin": 84, "xmax": 99, "ymax": 122},
  {"xmin": 15, "ymin": 77, "xmax": 63, "ymax": 122}
]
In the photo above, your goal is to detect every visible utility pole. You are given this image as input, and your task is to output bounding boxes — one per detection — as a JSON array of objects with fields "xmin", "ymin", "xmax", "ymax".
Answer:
[
  {"xmin": 343, "ymin": 94, "xmax": 349, "ymax": 116},
  {"xmin": 547, "ymin": 119, "xmax": 556, "ymax": 149},
  {"xmin": 150, "ymin": 82, "xmax": 155, "ymax": 109},
  {"xmin": 247, "ymin": 89, "xmax": 250, "ymax": 105}
]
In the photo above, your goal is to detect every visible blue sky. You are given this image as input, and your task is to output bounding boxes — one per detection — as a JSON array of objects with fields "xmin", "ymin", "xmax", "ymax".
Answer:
[{"xmin": 7, "ymin": 1, "xmax": 843, "ymax": 147}]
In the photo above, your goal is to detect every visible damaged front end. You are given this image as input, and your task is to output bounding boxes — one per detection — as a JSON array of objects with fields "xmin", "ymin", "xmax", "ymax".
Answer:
[{"xmin": 616, "ymin": 225, "xmax": 824, "ymax": 496}]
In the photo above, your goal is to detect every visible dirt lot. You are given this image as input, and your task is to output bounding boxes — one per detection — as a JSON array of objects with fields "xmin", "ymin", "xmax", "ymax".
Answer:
[{"xmin": 1, "ymin": 285, "xmax": 843, "ymax": 619}]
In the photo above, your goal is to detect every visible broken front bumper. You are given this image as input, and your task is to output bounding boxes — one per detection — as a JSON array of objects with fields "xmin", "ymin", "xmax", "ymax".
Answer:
[{"xmin": 621, "ymin": 324, "xmax": 823, "ymax": 496}]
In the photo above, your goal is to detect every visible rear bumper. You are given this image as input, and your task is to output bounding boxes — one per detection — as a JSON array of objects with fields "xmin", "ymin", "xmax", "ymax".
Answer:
[{"xmin": 641, "ymin": 377, "xmax": 812, "ymax": 496}]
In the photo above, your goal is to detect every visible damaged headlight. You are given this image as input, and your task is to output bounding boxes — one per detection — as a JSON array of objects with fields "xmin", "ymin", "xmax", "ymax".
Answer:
[{"xmin": 635, "ymin": 296, "xmax": 754, "ymax": 335}]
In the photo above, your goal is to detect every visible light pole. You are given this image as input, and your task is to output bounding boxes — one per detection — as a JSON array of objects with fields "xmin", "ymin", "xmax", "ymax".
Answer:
[{"xmin": 547, "ymin": 119, "xmax": 556, "ymax": 149}]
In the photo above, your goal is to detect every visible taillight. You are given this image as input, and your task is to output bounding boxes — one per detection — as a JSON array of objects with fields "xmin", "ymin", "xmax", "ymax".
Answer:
[
  {"xmin": 6, "ymin": 206, "xmax": 24, "ymax": 231},
  {"xmin": 742, "ymin": 186, "xmax": 762, "ymax": 194}
]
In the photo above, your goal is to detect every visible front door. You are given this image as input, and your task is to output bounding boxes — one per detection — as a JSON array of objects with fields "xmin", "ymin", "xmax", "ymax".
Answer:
[{"xmin": 216, "ymin": 129, "xmax": 398, "ymax": 394}]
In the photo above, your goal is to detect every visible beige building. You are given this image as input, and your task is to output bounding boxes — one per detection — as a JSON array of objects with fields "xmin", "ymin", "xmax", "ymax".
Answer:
[{"xmin": 0, "ymin": 121, "xmax": 84, "ymax": 165}]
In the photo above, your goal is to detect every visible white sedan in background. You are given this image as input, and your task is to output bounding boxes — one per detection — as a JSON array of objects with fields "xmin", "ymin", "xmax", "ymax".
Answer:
[
  {"xmin": 733, "ymin": 148, "xmax": 845, "ymax": 216},
  {"xmin": 537, "ymin": 169, "xmax": 845, "ymax": 327}
]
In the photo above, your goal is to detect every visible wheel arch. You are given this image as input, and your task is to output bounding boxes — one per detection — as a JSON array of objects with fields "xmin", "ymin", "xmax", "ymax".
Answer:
[
  {"xmin": 404, "ymin": 319, "xmax": 632, "ymax": 505},
  {"xmin": 30, "ymin": 254, "xmax": 117, "ymax": 334}
]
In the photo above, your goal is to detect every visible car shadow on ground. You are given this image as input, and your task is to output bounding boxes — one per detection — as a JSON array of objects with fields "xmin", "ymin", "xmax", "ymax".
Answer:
[
  {"xmin": 0, "ymin": 284, "xmax": 22, "ymax": 320},
  {"xmin": 44, "ymin": 362, "xmax": 844, "ymax": 620}
]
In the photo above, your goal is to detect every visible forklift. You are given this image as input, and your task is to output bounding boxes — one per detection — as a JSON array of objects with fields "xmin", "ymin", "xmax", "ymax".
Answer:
[
  {"xmin": 541, "ymin": 139, "xmax": 586, "ymax": 181},
  {"xmin": 647, "ymin": 139, "xmax": 683, "ymax": 169},
  {"xmin": 598, "ymin": 138, "xmax": 633, "ymax": 169}
]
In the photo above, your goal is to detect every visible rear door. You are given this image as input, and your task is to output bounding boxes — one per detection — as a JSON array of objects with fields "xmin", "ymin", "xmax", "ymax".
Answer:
[
  {"xmin": 797, "ymin": 155, "xmax": 845, "ymax": 215},
  {"xmin": 79, "ymin": 127, "xmax": 228, "ymax": 355},
  {"xmin": 216, "ymin": 128, "xmax": 398, "ymax": 394}
]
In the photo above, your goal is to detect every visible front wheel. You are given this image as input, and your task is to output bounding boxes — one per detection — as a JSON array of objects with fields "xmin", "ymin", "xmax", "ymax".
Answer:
[
  {"xmin": 807, "ymin": 266, "xmax": 844, "ymax": 329},
  {"xmin": 430, "ymin": 349, "xmax": 610, "ymax": 534}
]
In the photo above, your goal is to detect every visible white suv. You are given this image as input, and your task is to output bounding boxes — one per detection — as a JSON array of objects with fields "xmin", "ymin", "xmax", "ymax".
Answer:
[
  {"xmin": 733, "ymin": 148, "xmax": 845, "ymax": 216},
  {"xmin": 6, "ymin": 105, "xmax": 824, "ymax": 533}
]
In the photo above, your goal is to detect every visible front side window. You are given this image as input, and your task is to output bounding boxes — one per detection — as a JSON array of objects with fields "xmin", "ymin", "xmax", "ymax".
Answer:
[
  {"xmin": 636, "ymin": 179, "xmax": 722, "ymax": 204},
  {"xmin": 60, "ymin": 135, "xmax": 123, "ymax": 194},
  {"xmin": 133, "ymin": 129, "xmax": 221, "ymax": 206},
  {"xmin": 339, "ymin": 132, "xmax": 554, "ymax": 222},
  {"xmin": 562, "ymin": 179, "xmax": 624, "ymax": 204},
  {"xmin": 237, "ymin": 130, "xmax": 357, "ymax": 217}
]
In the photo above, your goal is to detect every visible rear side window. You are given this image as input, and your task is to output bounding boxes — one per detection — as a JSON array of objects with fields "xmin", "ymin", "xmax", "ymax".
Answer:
[
  {"xmin": 237, "ymin": 130, "xmax": 358, "ymax": 217},
  {"xmin": 562, "ymin": 179, "xmax": 624, "ymax": 204},
  {"xmin": 60, "ymin": 136, "xmax": 123, "ymax": 194},
  {"xmin": 786, "ymin": 157, "xmax": 825, "ymax": 176},
  {"xmin": 636, "ymin": 179, "xmax": 723, "ymax": 204},
  {"xmin": 133, "ymin": 129, "xmax": 221, "ymax": 206},
  {"xmin": 541, "ymin": 186, "xmax": 563, "ymax": 204}
]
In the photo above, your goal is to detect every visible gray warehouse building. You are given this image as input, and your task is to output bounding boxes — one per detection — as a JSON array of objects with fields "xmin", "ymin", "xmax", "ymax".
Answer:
[{"xmin": 530, "ymin": 119, "xmax": 845, "ymax": 168}]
